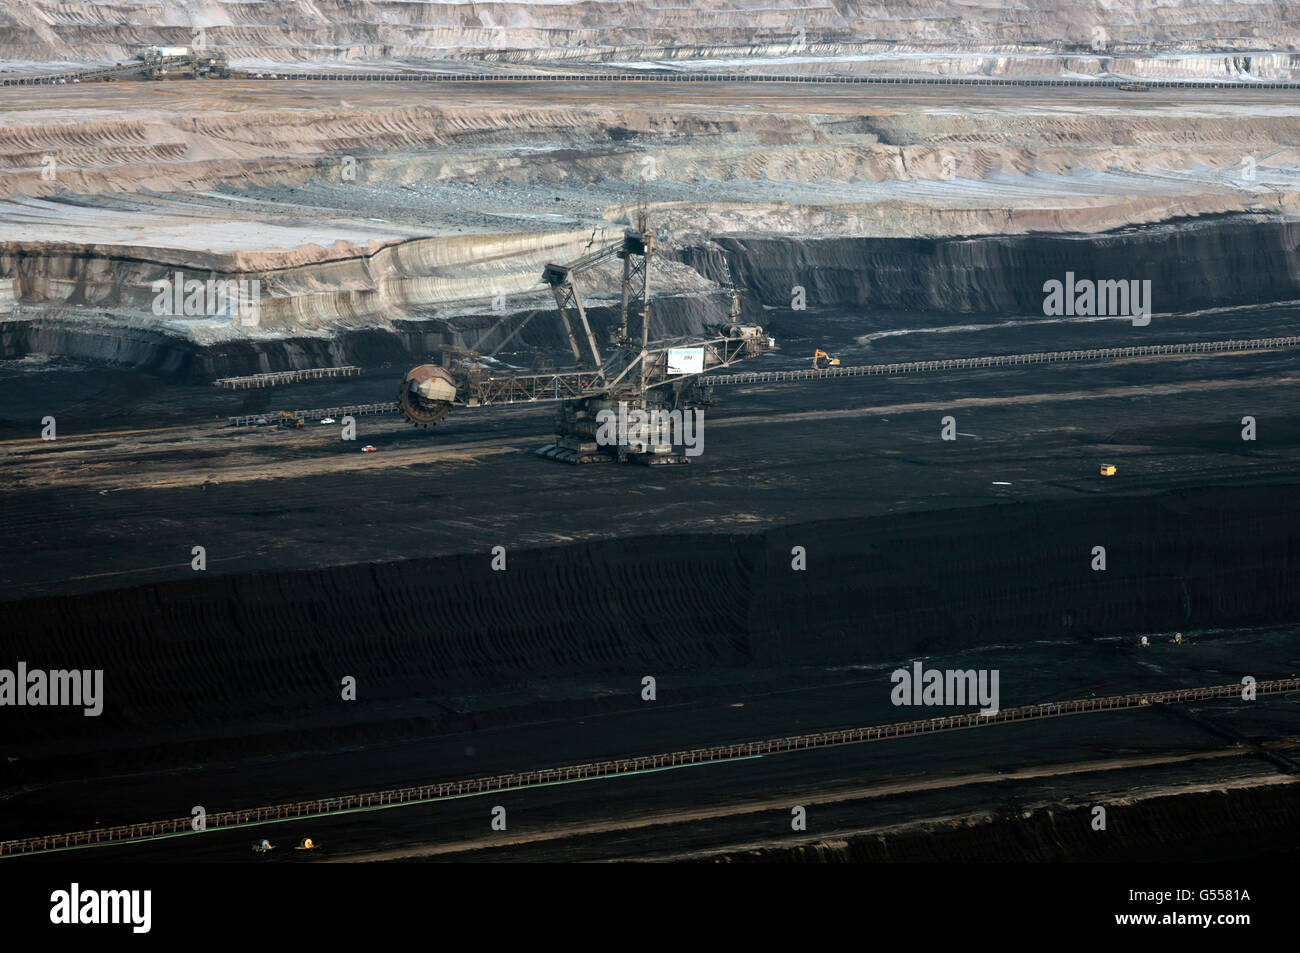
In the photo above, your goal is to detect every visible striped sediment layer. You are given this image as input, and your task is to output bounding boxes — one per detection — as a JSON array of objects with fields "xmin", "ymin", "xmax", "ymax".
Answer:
[
  {"xmin": 3, "ymin": 76, "xmax": 1300, "ymax": 360},
  {"xmin": 4, "ymin": 1, "xmax": 1300, "ymax": 70},
  {"xmin": 6, "ymin": 215, "xmax": 1300, "ymax": 378}
]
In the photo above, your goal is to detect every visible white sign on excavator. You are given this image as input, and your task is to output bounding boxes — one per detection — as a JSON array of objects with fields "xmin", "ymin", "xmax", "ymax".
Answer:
[{"xmin": 667, "ymin": 347, "xmax": 704, "ymax": 375}]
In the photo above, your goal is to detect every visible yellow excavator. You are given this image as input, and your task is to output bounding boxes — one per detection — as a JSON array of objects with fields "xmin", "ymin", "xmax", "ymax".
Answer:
[{"xmin": 812, "ymin": 349, "xmax": 841, "ymax": 369}]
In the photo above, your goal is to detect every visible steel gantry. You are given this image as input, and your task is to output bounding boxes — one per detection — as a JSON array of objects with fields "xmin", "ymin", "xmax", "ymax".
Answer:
[{"xmin": 396, "ymin": 203, "xmax": 774, "ymax": 464}]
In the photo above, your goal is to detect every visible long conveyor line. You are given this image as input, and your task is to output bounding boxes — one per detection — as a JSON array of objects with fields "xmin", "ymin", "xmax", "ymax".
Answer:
[
  {"xmin": 4, "ymin": 676, "xmax": 1296, "ymax": 857},
  {"xmin": 229, "ymin": 335, "xmax": 1300, "ymax": 424},
  {"xmin": 7, "ymin": 69, "xmax": 1300, "ymax": 89},
  {"xmin": 702, "ymin": 336, "xmax": 1300, "ymax": 386}
]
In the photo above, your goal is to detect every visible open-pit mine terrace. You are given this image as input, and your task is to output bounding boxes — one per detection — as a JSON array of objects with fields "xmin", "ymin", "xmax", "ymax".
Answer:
[
  {"xmin": 2, "ymin": 74, "xmax": 1299, "ymax": 862},
  {"xmin": 3, "ymin": 79, "xmax": 1300, "ymax": 369},
  {"xmin": 2, "ymin": 310, "xmax": 1299, "ymax": 860}
]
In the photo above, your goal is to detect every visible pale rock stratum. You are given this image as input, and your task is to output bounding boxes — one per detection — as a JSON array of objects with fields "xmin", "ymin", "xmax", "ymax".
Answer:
[{"xmin": 1, "ymin": 2, "xmax": 1298, "ymax": 352}]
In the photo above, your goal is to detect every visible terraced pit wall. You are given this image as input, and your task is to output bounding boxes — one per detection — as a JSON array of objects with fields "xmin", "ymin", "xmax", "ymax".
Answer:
[
  {"xmin": 6, "ymin": 215, "xmax": 1300, "ymax": 378},
  {"xmin": 5, "ymin": 483, "xmax": 1298, "ymax": 775},
  {"xmin": 0, "ymin": 296, "xmax": 734, "ymax": 381},
  {"xmin": 682, "ymin": 215, "xmax": 1300, "ymax": 316},
  {"xmin": 6, "ymin": 1, "xmax": 1300, "ymax": 72}
]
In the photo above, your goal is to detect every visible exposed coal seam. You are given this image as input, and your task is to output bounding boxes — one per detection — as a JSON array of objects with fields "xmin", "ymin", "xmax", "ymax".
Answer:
[{"xmin": 4, "ymin": 482, "xmax": 1297, "ymax": 748}]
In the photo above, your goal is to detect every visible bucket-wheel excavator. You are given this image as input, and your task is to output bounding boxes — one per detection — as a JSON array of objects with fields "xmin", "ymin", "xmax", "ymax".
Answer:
[{"xmin": 396, "ymin": 206, "xmax": 774, "ymax": 462}]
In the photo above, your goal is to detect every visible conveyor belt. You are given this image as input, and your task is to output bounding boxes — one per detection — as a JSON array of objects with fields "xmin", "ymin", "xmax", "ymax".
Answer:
[{"xmin": 4, "ymin": 677, "xmax": 1295, "ymax": 857}]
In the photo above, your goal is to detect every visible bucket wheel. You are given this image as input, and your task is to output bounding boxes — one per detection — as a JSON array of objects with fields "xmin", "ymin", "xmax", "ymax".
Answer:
[
  {"xmin": 397, "ymin": 364, "xmax": 457, "ymax": 427},
  {"xmin": 397, "ymin": 385, "xmax": 451, "ymax": 427}
]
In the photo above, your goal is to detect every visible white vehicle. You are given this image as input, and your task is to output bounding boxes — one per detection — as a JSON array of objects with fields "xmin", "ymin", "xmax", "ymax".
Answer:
[{"xmin": 320, "ymin": 417, "xmax": 335, "ymax": 424}]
